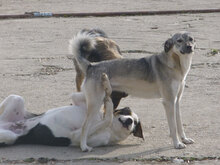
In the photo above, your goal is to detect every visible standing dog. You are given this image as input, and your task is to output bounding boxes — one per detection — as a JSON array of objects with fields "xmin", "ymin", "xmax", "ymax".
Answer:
[
  {"xmin": 72, "ymin": 29, "xmax": 128, "ymax": 109},
  {"xmin": 69, "ymin": 31, "xmax": 196, "ymax": 151},
  {"xmin": 0, "ymin": 74, "xmax": 143, "ymax": 147}
]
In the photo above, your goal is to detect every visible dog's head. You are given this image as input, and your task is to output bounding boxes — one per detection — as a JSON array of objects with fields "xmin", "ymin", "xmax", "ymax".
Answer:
[
  {"xmin": 112, "ymin": 107, "xmax": 144, "ymax": 140},
  {"xmin": 164, "ymin": 32, "xmax": 196, "ymax": 55}
]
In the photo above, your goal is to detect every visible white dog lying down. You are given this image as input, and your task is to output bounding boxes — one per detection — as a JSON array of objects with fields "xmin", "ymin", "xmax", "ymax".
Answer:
[{"xmin": 0, "ymin": 74, "xmax": 143, "ymax": 147}]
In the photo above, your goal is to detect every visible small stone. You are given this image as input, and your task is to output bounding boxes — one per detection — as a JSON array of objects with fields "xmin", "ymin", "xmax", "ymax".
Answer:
[
  {"xmin": 151, "ymin": 26, "xmax": 158, "ymax": 29},
  {"xmin": 172, "ymin": 158, "xmax": 184, "ymax": 163},
  {"xmin": 23, "ymin": 158, "xmax": 35, "ymax": 163},
  {"xmin": 38, "ymin": 157, "xmax": 49, "ymax": 164}
]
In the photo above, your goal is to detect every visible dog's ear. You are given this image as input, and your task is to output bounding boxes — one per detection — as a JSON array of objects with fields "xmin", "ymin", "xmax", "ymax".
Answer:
[
  {"xmin": 133, "ymin": 121, "xmax": 144, "ymax": 140},
  {"xmin": 164, "ymin": 38, "xmax": 173, "ymax": 53}
]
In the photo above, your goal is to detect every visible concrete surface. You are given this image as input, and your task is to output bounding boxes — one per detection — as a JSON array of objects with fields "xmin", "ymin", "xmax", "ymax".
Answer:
[
  {"xmin": 1, "ymin": 0, "xmax": 220, "ymax": 14},
  {"xmin": 0, "ymin": 0, "xmax": 219, "ymax": 164}
]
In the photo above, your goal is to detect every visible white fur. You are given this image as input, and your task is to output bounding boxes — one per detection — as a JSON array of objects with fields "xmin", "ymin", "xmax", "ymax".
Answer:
[{"xmin": 0, "ymin": 93, "xmax": 137, "ymax": 148}]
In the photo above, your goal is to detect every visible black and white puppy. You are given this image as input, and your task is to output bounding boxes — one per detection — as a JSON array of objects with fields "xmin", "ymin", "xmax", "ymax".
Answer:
[{"xmin": 0, "ymin": 74, "xmax": 143, "ymax": 148}]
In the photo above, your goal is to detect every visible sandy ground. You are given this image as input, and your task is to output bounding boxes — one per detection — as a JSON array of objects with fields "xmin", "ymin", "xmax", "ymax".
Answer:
[{"xmin": 0, "ymin": 0, "xmax": 219, "ymax": 164}]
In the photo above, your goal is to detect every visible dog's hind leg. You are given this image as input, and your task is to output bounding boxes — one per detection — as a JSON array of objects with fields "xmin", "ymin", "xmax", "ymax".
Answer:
[
  {"xmin": 88, "ymin": 74, "xmax": 113, "ymax": 137},
  {"xmin": 0, "ymin": 130, "xmax": 18, "ymax": 145},
  {"xmin": 80, "ymin": 97, "xmax": 104, "ymax": 152},
  {"xmin": 73, "ymin": 59, "xmax": 84, "ymax": 92},
  {"xmin": 176, "ymin": 82, "xmax": 194, "ymax": 144},
  {"xmin": 71, "ymin": 92, "xmax": 86, "ymax": 106},
  {"xmin": 0, "ymin": 95, "xmax": 26, "ymax": 121},
  {"xmin": 80, "ymin": 80, "xmax": 105, "ymax": 152}
]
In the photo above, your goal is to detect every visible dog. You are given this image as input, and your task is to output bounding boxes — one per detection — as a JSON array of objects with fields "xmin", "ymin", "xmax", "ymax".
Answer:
[
  {"xmin": 0, "ymin": 74, "xmax": 143, "ymax": 148},
  {"xmin": 72, "ymin": 29, "xmax": 128, "ymax": 109},
  {"xmin": 69, "ymin": 31, "xmax": 196, "ymax": 151}
]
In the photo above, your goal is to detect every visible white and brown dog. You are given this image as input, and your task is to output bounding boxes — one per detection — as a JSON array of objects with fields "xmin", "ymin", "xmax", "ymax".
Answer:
[
  {"xmin": 70, "ymin": 31, "xmax": 196, "ymax": 151},
  {"xmin": 0, "ymin": 74, "xmax": 143, "ymax": 147}
]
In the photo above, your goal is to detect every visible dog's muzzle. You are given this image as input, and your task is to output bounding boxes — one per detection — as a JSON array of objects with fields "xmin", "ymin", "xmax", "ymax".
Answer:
[
  {"xmin": 119, "ymin": 118, "xmax": 133, "ymax": 129},
  {"xmin": 186, "ymin": 45, "xmax": 194, "ymax": 53},
  {"xmin": 181, "ymin": 45, "xmax": 194, "ymax": 54}
]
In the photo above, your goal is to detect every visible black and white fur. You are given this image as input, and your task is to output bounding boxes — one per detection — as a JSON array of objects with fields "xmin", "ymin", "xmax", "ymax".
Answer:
[
  {"xmin": 0, "ymin": 74, "xmax": 143, "ymax": 147},
  {"xmin": 69, "ymin": 31, "xmax": 196, "ymax": 151}
]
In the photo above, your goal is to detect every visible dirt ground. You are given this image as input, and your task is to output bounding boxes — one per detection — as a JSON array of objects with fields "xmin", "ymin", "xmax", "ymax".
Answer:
[{"xmin": 0, "ymin": 0, "xmax": 219, "ymax": 164}]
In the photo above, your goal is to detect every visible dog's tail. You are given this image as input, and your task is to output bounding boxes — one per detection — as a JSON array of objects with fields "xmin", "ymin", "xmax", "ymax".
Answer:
[{"xmin": 69, "ymin": 32, "xmax": 96, "ymax": 74}]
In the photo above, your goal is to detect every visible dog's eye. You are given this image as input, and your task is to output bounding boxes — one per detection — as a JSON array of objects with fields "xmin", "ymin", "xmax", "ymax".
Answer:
[
  {"xmin": 189, "ymin": 37, "xmax": 193, "ymax": 42},
  {"xmin": 134, "ymin": 120, "xmax": 137, "ymax": 125},
  {"xmin": 177, "ymin": 39, "xmax": 183, "ymax": 43}
]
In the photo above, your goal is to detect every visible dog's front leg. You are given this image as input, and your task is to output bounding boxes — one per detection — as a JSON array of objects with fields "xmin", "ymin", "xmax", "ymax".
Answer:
[
  {"xmin": 176, "ymin": 82, "xmax": 194, "ymax": 144},
  {"xmin": 161, "ymin": 81, "xmax": 186, "ymax": 149},
  {"xmin": 163, "ymin": 99, "xmax": 186, "ymax": 149}
]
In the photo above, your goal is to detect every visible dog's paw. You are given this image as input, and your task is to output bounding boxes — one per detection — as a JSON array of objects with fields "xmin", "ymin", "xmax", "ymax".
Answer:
[
  {"xmin": 81, "ymin": 145, "xmax": 93, "ymax": 152},
  {"xmin": 174, "ymin": 142, "xmax": 186, "ymax": 149},
  {"xmin": 182, "ymin": 137, "xmax": 194, "ymax": 144}
]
